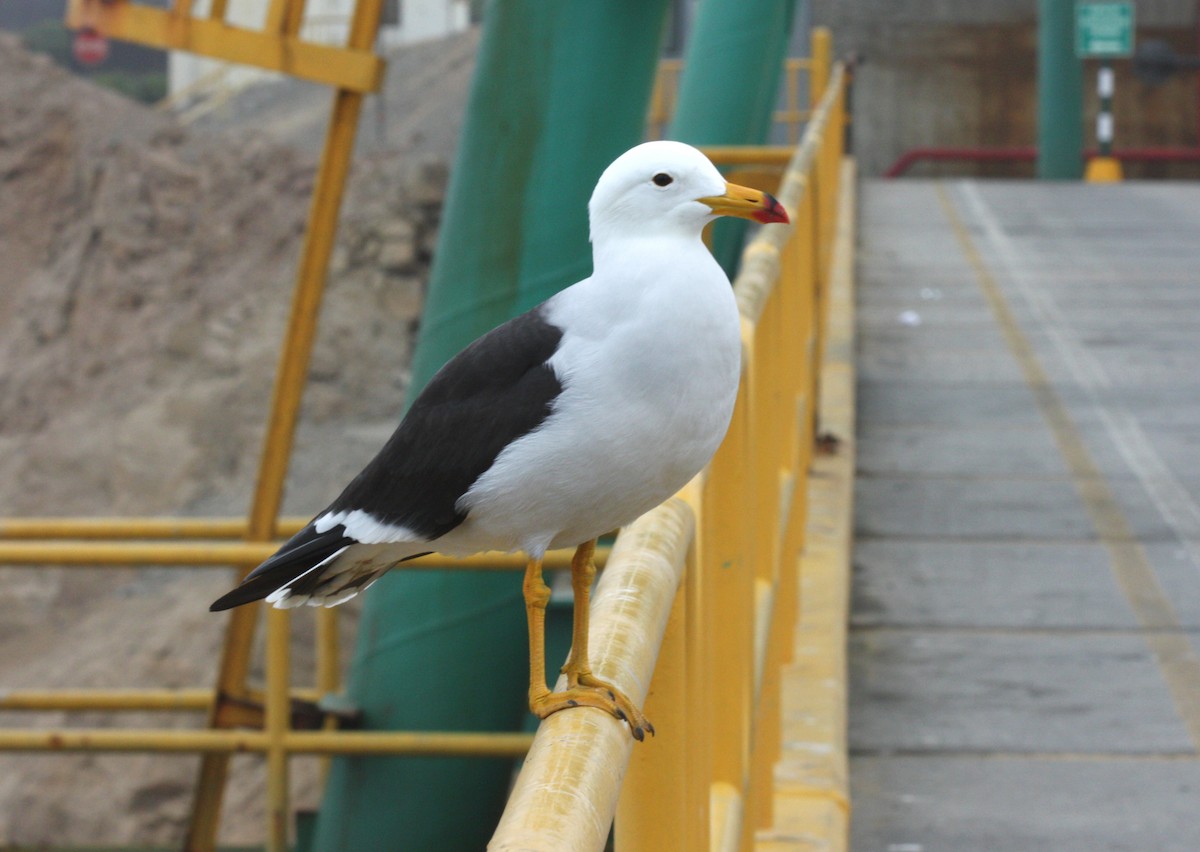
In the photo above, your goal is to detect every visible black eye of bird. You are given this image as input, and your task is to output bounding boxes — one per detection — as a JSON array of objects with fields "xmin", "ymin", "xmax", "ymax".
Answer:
[{"xmin": 652, "ymin": 173, "xmax": 673, "ymax": 187}]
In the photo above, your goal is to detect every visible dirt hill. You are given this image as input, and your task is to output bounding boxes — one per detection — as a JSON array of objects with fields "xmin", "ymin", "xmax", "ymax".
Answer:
[{"xmin": 0, "ymin": 28, "xmax": 470, "ymax": 845}]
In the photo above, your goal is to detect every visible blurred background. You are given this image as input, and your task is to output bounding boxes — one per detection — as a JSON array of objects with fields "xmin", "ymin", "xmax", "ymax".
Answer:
[{"xmin": 0, "ymin": 1, "xmax": 1197, "ymax": 849}]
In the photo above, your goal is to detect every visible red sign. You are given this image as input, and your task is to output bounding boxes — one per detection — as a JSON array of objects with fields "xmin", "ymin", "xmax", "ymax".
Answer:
[{"xmin": 72, "ymin": 28, "xmax": 109, "ymax": 67}]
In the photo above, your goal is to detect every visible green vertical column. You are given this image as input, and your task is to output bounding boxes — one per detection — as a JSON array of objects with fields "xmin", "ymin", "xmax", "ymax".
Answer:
[
  {"xmin": 312, "ymin": 2, "xmax": 670, "ymax": 850},
  {"xmin": 1037, "ymin": 0, "xmax": 1084, "ymax": 179},
  {"xmin": 669, "ymin": 0, "xmax": 798, "ymax": 273},
  {"xmin": 513, "ymin": 1, "xmax": 671, "ymax": 311}
]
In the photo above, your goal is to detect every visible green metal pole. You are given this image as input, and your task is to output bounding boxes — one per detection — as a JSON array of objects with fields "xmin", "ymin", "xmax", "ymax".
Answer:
[
  {"xmin": 669, "ymin": 0, "xmax": 798, "ymax": 274},
  {"xmin": 313, "ymin": 2, "xmax": 670, "ymax": 849},
  {"xmin": 512, "ymin": 1, "xmax": 672, "ymax": 311},
  {"xmin": 1037, "ymin": 0, "xmax": 1084, "ymax": 179}
]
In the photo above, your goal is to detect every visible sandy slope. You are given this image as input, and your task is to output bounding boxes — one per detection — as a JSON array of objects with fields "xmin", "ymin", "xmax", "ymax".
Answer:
[{"xmin": 0, "ymin": 29, "xmax": 471, "ymax": 845}]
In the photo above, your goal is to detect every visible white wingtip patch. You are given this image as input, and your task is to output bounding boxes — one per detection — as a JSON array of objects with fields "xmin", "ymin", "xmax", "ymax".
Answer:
[
  {"xmin": 267, "ymin": 590, "xmax": 309, "ymax": 609},
  {"xmin": 310, "ymin": 588, "xmax": 362, "ymax": 608},
  {"xmin": 314, "ymin": 509, "xmax": 419, "ymax": 544}
]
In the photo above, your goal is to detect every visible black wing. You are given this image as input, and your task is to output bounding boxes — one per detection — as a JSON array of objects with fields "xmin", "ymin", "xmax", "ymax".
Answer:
[
  {"xmin": 320, "ymin": 303, "xmax": 565, "ymax": 540},
  {"xmin": 209, "ymin": 304, "xmax": 565, "ymax": 612}
]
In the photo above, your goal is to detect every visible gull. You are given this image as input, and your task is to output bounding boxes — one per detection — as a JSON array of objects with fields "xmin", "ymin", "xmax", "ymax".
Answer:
[{"xmin": 211, "ymin": 141, "xmax": 788, "ymax": 739}]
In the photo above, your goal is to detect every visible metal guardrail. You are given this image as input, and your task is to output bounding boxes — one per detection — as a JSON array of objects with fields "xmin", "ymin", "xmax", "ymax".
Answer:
[
  {"xmin": 491, "ymin": 60, "xmax": 848, "ymax": 852},
  {"xmin": 0, "ymin": 14, "xmax": 846, "ymax": 847}
]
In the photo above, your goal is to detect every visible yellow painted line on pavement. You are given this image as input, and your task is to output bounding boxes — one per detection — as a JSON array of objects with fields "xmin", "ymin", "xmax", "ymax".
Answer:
[{"xmin": 936, "ymin": 183, "xmax": 1200, "ymax": 752}]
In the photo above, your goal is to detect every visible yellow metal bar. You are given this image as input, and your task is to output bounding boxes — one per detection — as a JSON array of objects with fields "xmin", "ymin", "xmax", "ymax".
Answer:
[
  {"xmin": 702, "ymin": 146, "xmax": 793, "ymax": 166},
  {"xmin": 263, "ymin": 0, "xmax": 291, "ymax": 34},
  {"xmin": 283, "ymin": 730, "xmax": 534, "ymax": 756},
  {"xmin": 0, "ymin": 689, "xmax": 213, "ymax": 711},
  {"xmin": 282, "ymin": 0, "xmax": 307, "ymax": 38},
  {"xmin": 615, "ymin": 569, "xmax": 690, "ymax": 852},
  {"xmin": 748, "ymin": 307, "xmax": 781, "ymax": 584},
  {"xmin": 0, "ymin": 728, "xmax": 534, "ymax": 755},
  {"xmin": 190, "ymin": 620, "xmax": 260, "ymax": 848},
  {"xmin": 810, "ymin": 27, "xmax": 832, "ymax": 113},
  {"xmin": 760, "ymin": 157, "xmax": 855, "ymax": 852},
  {"xmin": 678, "ymin": 479, "xmax": 714, "ymax": 852},
  {"xmin": 0, "ymin": 541, "xmax": 282, "ymax": 565},
  {"xmin": 703, "ymin": 357, "xmax": 755, "ymax": 806},
  {"xmin": 733, "ymin": 65, "xmax": 845, "ymax": 327},
  {"xmin": 315, "ymin": 604, "xmax": 340, "ymax": 781},
  {"xmin": 0, "ymin": 541, "xmax": 604, "ymax": 569},
  {"xmin": 65, "ymin": 1, "xmax": 383, "ymax": 92},
  {"xmin": 210, "ymin": 0, "xmax": 229, "ymax": 21},
  {"xmin": 0, "ymin": 516, "xmax": 308, "ymax": 540},
  {"xmin": 265, "ymin": 608, "xmax": 291, "ymax": 852},
  {"xmin": 245, "ymin": 104, "xmax": 367, "ymax": 545},
  {"xmin": 490, "ymin": 499, "xmax": 695, "ymax": 851},
  {"xmin": 188, "ymin": 0, "xmax": 386, "ymax": 842},
  {"xmin": 711, "ymin": 781, "xmax": 743, "ymax": 852},
  {"xmin": 0, "ymin": 688, "xmax": 324, "ymax": 713},
  {"xmin": 315, "ymin": 607, "xmax": 340, "ymax": 700},
  {"xmin": 753, "ymin": 577, "xmax": 776, "ymax": 699},
  {"xmin": 0, "ymin": 730, "xmax": 272, "ymax": 753},
  {"xmin": 780, "ymin": 186, "xmax": 815, "ymax": 477},
  {"xmin": 752, "ymin": 577, "xmax": 780, "ymax": 832}
]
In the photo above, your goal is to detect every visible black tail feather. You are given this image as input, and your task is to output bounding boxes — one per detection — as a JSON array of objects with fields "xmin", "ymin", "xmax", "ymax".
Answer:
[{"xmin": 209, "ymin": 523, "xmax": 354, "ymax": 611}]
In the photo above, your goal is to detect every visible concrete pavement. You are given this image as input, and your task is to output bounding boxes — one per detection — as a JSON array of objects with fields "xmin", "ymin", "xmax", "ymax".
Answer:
[{"xmin": 850, "ymin": 180, "xmax": 1200, "ymax": 851}]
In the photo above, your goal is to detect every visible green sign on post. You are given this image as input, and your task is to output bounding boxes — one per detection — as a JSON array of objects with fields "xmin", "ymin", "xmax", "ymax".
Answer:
[{"xmin": 1076, "ymin": 1, "xmax": 1134, "ymax": 58}]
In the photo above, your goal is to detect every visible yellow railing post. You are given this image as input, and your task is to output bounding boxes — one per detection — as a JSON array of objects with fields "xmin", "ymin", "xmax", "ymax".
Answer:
[
  {"xmin": 682, "ymin": 485, "xmax": 714, "ymax": 852},
  {"xmin": 770, "ymin": 156, "xmax": 856, "ymax": 852},
  {"xmin": 703, "ymin": 363, "xmax": 756, "ymax": 848},
  {"xmin": 776, "ymin": 225, "xmax": 813, "ymax": 670},
  {"xmin": 265, "ymin": 607, "xmax": 292, "ymax": 852},
  {"xmin": 810, "ymin": 27, "xmax": 832, "ymax": 113},
  {"xmin": 490, "ymin": 500, "xmax": 694, "ymax": 852},
  {"xmin": 614, "ymin": 571, "xmax": 690, "ymax": 851}
]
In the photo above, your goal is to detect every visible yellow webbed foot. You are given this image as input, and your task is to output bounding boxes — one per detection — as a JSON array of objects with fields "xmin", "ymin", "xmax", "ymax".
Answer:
[{"xmin": 532, "ymin": 671, "xmax": 654, "ymax": 741}]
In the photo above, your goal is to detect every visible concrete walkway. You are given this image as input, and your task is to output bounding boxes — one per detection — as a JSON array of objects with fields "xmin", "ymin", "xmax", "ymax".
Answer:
[{"xmin": 850, "ymin": 180, "xmax": 1200, "ymax": 851}]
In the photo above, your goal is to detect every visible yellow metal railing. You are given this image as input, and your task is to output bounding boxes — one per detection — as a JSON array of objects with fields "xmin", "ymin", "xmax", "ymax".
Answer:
[
  {"xmin": 491, "ymin": 57, "xmax": 849, "ymax": 852},
  {"xmin": 0, "ymin": 14, "xmax": 847, "ymax": 849}
]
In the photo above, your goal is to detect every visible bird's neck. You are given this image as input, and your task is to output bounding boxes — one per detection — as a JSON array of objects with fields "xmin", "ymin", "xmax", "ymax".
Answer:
[{"xmin": 591, "ymin": 230, "xmax": 708, "ymax": 273}]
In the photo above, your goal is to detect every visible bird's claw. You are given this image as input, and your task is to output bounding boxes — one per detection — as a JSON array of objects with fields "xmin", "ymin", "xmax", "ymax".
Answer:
[{"xmin": 530, "ymin": 673, "xmax": 653, "ymax": 741}]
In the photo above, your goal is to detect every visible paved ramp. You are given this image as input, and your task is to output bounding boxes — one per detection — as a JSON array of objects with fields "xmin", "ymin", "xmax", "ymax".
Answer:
[{"xmin": 851, "ymin": 180, "xmax": 1200, "ymax": 851}]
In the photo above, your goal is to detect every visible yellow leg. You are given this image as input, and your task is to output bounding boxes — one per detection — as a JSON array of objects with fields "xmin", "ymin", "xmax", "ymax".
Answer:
[
  {"xmin": 559, "ymin": 539, "xmax": 597, "ymax": 678},
  {"xmin": 523, "ymin": 556, "xmax": 553, "ymax": 708},
  {"xmin": 561, "ymin": 541, "xmax": 654, "ymax": 738},
  {"xmin": 523, "ymin": 546, "xmax": 653, "ymax": 740}
]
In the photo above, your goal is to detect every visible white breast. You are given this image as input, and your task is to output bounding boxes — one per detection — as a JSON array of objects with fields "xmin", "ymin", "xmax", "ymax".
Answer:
[{"xmin": 455, "ymin": 236, "xmax": 741, "ymax": 557}]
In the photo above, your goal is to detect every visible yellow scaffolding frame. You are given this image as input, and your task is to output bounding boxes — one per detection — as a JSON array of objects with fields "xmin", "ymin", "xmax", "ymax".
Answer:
[
  {"xmin": 0, "ymin": 11, "xmax": 846, "ymax": 849},
  {"xmin": 648, "ymin": 56, "xmax": 823, "ymax": 144}
]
